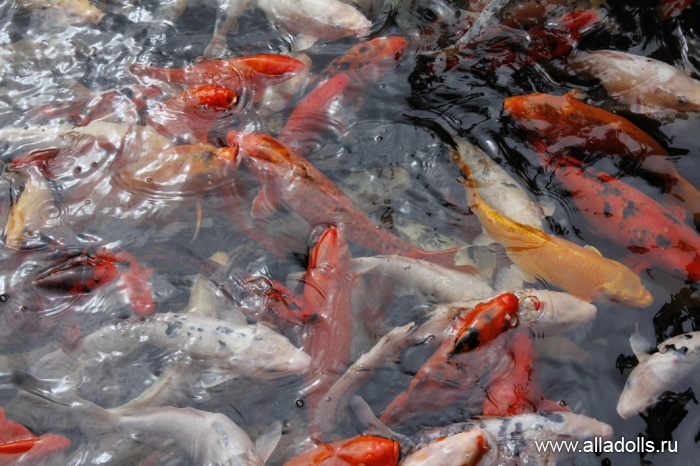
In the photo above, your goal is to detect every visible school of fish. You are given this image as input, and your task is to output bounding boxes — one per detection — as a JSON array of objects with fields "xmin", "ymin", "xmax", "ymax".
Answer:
[{"xmin": 0, "ymin": 0, "xmax": 699, "ymax": 464}]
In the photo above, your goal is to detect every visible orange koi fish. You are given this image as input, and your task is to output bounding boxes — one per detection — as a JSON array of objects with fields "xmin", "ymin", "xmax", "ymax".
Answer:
[
  {"xmin": 315, "ymin": 37, "xmax": 409, "ymax": 88},
  {"xmin": 284, "ymin": 435, "xmax": 400, "ymax": 466},
  {"xmin": 33, "ymin": 246, "xmax": 155, "ymax": 316},
  {"xmin": 147, "ymin": 85, "xmax": 238, "ymax": 143},
  {"xmin": 453, "ymin": 146, "xmax": 653, "ymax": 307},
  {"xmin": 503, "ymin": 92, "xmax": 700, "ymax": 219},
  {"xmin": 380, "ymin": 293, "xmax": 520, "ymax": 429},
  {"xmin": 279, "ymin": 73, "xmax": 351, "ymax": 151},
  {"xmin": 129, "ymin": 54, "xmax": 306, "ymax": 95},
  {"xmin": 226, "ymin": 131, "xmax": 477, "ymax": 273},
  {"xmin": 0, "ymin": 407, "xmax": 70, "ymax": 464},
  {"xmin": 300, "ymin": 226, "xmax": 354, "ymax": 440},
  {"xmin": 482, "ymin": 330, "xmax": 566, "ymax": 416},
  {"xmin": 535, "ymin": 144, "xmax": 700, "ymax": 283}
]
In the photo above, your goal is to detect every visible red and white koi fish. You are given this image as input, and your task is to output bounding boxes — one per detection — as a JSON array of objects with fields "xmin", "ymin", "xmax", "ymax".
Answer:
[
  {"xmin": 567, "ymin": 50, "xmax": 700, "ymax": 114},
  {"xmin": 226, "ymin": 131, "xmax": 477, "ymax": 273},
  {"xmin": 503, "ymin": 92, "xmax": 700, "ymax": 221},
  {"xmin": 284, "ymin": 434, "xmax": 400, "ymax": 466},
  {"xmin": 618, "ymin": 331, "xmax": 700, "ymax": 418},
  {"xmin": 255, "ymin": 0, "xmax": 371, "ymax": 51},
  {"xmin": 300, "ymin": 226, "xmax": 354, "ymax": 440},
  {"xmin": 0, "ymin": 407, "xmax": 70, "ymax": 465},
  {"xmin": 129, "ymin": 54, "xmax": 306, "ymax": 95},
  {"xmin": 535, "ymin": 146, "xmax": 700, "ymax": 283},
  {"xmin": 379, "ymin": 293, "xmax": 520, "ymax": 429}
]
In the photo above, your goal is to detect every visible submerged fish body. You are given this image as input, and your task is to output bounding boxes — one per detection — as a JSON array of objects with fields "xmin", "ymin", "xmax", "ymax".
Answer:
[
  {"xmin": 617, "ymin": 331, "xmax": 700, "ymax": 418},
  {"xmin": 453, "ymin": 148, "xmax": 654, "ymax": 308},
  {"xmin": 398, "ymin": 428, "xmax": 490, "ymax": 466},
  {"xmin": 18, "ymin": 0, "xmax": 104, "ymax": 24},
  {"xmin": 567, "ymin": 50, "xmax": 700, "ymax": 114},
  {"xmin": 255, "ymin": 0, "xmax": 371, "ymax": 50}
]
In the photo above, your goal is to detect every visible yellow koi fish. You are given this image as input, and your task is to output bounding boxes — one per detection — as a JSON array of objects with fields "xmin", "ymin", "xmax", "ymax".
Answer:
[{"xmin": 452, "ymin": 149, "xmax": 653, "ymax": 308}]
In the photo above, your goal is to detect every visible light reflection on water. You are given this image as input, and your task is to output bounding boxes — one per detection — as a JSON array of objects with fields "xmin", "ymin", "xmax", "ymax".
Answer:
[{"xmin": 1, "ymin": 0, "xmax": 699, "ymax": 465}]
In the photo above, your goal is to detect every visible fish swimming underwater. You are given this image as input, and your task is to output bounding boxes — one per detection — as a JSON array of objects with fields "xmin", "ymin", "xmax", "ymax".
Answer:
[
  {"xmin": 617, "ymin": 331, "xmax": 700, "ymax": 418},
  {"xmin": 453, "ymin": 145, "xmax": 653, "ymax": 308}
]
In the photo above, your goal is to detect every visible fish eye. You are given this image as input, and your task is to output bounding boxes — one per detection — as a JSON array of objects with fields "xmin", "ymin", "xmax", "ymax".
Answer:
[{"xmin": 678, "ymin": 95, "xmax": 688, "ymax": 104}]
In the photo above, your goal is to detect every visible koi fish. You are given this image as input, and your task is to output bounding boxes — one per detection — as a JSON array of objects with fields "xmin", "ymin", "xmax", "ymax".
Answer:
[
  {"xmin": 284, "ymin": 434, "xmax": 400, "ymax": 466},
  {"xmin": 350, "ymin": 254, "xmax": 494, "ymax": 304},
  {"xmin": 31, "ymin": 312, "xmax": 311, "ymax": 385},
  {"xmin": 279, "ymin": 73, "xmax": 352, "ymax": 152},
  {"xmin": 453, "ymin": 146, "xmax": 654, "ymax": 308},
  {"xmin": 0, "ymin": 407, "xmax": 70, "ymax": 465},
  {"xmin": 481, "ymin": 330, "xmax": 565, "ymax": 416},
  {"xmin": 354, "ymin": 396, "xmax": 612, "ymax": 463},
  {"xmin": 398, "ymin": 428, "xmax": 490, "ymax": 466},
  {"xmin": 379, "ymin": 293, "xmax": 520, "ymax": 429},
  {"xmin": 537, "ymin": 148, "xmax": 700, "ymax": 283},
  {"xmin": 503, "ymin": 92, "xmax": 700, "ymax": 220},
  {"xmin": 226, "ymin": 131, "xmax": 478, "ymax": 273},
  {"xmin": 567, "ymin": 50, "xmax": 700, "ymax": 114},
  {"xmin": 129, "ymin": 54, "xmax": 306, "ymax": 95},
  {"xmin": 314, "ymin": 36, "xmax": 409, "ymax": 89},
  {"xmin": 33, "ymin": 246, "xmax": 155, "ymax": 316},
  {"xmin": 300, "ymin": 226, "xmax": 354, "ymax": 440},
  {"xmin": 203, "ymin": 0, "xmax": 253, "ymax": 57},
  {"xmin": 115, "ymin": 143, "xmax": 237, "ymax": 196},
  {"xmin": 146, "ymin": 85, "xmax": 238, "ymax": 143},
  {"xmin": 255, "ymin": 0, "xmax": 371, "ymax": 51},
  {"xmin": 17, "ymin": 0, "xmax": 104, "ymax": 24},
  {"xmin": 617, "ymin": 331, "xmax": 700, "ymax": 418},
  {"xmin": 10, "ymin": 377, "xmax": 281, "ymax": 466}
]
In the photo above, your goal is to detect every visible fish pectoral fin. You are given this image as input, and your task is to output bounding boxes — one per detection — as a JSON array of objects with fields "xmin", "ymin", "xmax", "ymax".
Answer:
[
  {"xmin": 583, "ymin": 244, "xmax": 602, "ymax": 256},
  {"xmin": 250, "ymin": 186, "xmax": 279, "ymax": 219},
  {"xmin": 629, "ymin": 331, "xmax": 654, "ymax": 363},
  {"xmin": 292, "ymin": 33, "xmax": 319, "ymax": 51},
  {"xmin": 473, "ymin": 231, "xmax": 496, "ymax": 246},
  {"xmin": 198, "ymin": 367, "xmax": 236, "ymax": 388},
  {"xmin": 255, "ymin": 420, "xmax": 282, "ymax": 462}
]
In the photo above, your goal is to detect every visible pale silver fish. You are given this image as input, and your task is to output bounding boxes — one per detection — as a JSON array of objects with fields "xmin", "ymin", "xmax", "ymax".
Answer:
[
  {"xmin": 398, "ymin": 428, "xmax": 492, "ymax": 466},
  {"xmin": 31, "ymin": 313, "xmax": 311, "ymax": 385},
  {"xmin": 350, "ymin": 254, "xmax": 495, "ymax": 304},
  {"xmin": 567, "ymin": 50, "xmax": 700, "ymax": 114},
  {"xmin": 617, "ymin": 331, "xmax": 700, "ymax": 418},
  {"xmin": 203, "ymin": 0, "xmax": 253, "ymax": 58},
  {"xmin": 255, "ymin": 0, "xmax": 371, "ymax": 50},
  {"xmin": 17, "ymin": 0, "xmax": 104, "ymax": 24},
  {"xmin": 10, "ymin": 378, "xmax": 280, "ymax": 466},
  {"xmin": 4, "ymin": 165, "xmax": 63, "ymax": 251},
  {"xmin": 453, "ymin": 137, "xmax": 553, "ymax": 238}
]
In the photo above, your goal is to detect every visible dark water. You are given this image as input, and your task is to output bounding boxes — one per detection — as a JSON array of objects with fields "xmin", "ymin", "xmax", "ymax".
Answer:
[{"xmin": 0, "ymin": 0, "xmax": 699, "ymax": 464}]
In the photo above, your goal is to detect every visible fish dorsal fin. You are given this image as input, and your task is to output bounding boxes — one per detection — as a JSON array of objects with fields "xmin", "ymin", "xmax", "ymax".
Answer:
[
  {"xmin": 293, "ymin": 33, "xmax": 319, "ymax": 51},
  {"xmin": 256, "ymin": 420, "xmax": 282, "ymax": 462},
  {"xmin": 629, "ymin": 330, "xmax": 653, "ymax": 362},
  {"xmin": 584, "ymin": 245, "xmax": 602, "ymax": 255},
  {"xmin": 251, "ymin": 185, "xmax": 279, "ymax": 219},
  {"xmin": 350, "ymin": 396, "xmax": 408, "ymax": 444}
]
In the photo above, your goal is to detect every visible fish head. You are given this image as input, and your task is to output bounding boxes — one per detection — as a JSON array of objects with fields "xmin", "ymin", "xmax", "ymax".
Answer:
[
  {"xmin": 516, "ymin": 289, "xmax": 597, "ymax": 337},
  {"xmin": 597, "ymin": 272, "xmax": 653, "ymax": 308},
  {"xmin": 503, "ymin": 93, "xmax": 560, "ymax": 134},
  {"xmin": 231, "ymin": 324, "xmax": 311, "ymax": 379},
  {"xmin": 226, "ymin": 131, "xmax": 296, "ymax": 167},
  {"xmin": 332, "ymin": 435, "xmax": 400, "ymax": 465},
  {"xmin": 54, "ymin": 0, "xmax": 105, "ymax": 25},
  {"xmin": 235, "ymin": 54, "xmax": 307, "ymax": 81},
  {"xmin": 617, "ymin": 351, "xmax": 687, "ymax": 419}
]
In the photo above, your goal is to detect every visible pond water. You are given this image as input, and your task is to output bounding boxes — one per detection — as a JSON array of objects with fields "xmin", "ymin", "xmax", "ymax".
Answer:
[{"xmin": 0, "ymin": 0, "xmax": 699, "ymax": 464}]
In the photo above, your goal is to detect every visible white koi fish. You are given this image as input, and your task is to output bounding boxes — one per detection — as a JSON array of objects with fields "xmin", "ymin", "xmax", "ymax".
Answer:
[
  {"xmin": 567, "ymin": 50, "xmax": 700, "ymax": 114},
  {"xmin": 399, "ymin": 428, "xmax": 492, "ymax": 466},
  {"xmin": 617, "ymin": 331, "xmax": 700, "ymax": 418},
  {"xmin": 255, "ymin": 0, "xmax": 371, "ymax": 50}
]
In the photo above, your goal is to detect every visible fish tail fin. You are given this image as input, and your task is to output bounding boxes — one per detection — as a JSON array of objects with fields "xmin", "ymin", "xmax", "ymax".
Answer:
[
  {"xmin": 412, "ymin": 246, "xmax": 481, "ymax": 275},
  {"xmin": 349, "ymin": 396, "xmax": 411, "ymax": 449}
]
